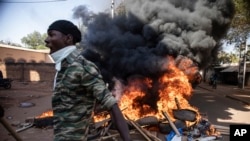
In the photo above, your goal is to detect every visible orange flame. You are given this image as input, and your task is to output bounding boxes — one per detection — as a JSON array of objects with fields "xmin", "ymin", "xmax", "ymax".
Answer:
[
  {"xmin": 116, "ymin": 56, "xmax": 200, "ymax": 122},
  {"xmin": 36, "ymin": 110, "xmax": 53, "ymax": 118}
]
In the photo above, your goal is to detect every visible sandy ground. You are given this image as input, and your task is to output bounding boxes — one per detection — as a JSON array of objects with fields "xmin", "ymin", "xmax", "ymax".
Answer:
[{"xmin": 0, "ymin": 81, "xmax": 54, "ymax": 141}]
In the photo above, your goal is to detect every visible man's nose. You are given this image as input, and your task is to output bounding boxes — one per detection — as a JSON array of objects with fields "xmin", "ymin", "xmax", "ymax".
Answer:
[{"xmin": 44, "ymin": 38, "xmax": 49, "ymax": 44}]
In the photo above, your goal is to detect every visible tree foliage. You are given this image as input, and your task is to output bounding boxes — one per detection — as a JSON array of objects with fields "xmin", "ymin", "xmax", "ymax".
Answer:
[
  {"xmin": 217, "ymin": 51, "xmax": 239, "ymax": 64},
  {"xmin": 226, "ymin": 0, "xmax": 250, "ymax": 46},
  {"xmin": 21, "ymin": 31, "xmax": 47, "ymax": 49},
  {"xmin": 220, "ymin": 0, "xmax": 250, "ymax": 64}
]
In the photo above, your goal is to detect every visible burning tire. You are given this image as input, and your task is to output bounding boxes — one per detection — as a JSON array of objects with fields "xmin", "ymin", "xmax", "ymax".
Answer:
[
  {"xmin": 173, "ymin": 109, "xmax": 197, "ymax": 122},
  {"xmin": 33, "ymin": 117, "xmax": 53, "ymax": 128},
  {"xmin": 135, "ymin": 116, "xmax": 159, "ymax": 126}
]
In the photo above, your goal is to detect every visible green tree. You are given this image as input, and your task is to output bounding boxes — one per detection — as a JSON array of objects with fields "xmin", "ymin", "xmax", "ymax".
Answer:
[
  {"xmin": 21, "ymin": 31, "xmax": 47, "ymax": 49},
  {"xmin": 226, "ymin": 0, "xmax": 250, "ymax": 46},
  {"xmin": 217, "ymin": 51, "xmax": 239, "ymax": 64}
]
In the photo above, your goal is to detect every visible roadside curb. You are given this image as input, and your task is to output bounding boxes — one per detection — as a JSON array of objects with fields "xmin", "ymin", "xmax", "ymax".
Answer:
[
  {"xmin": 197, "ymin": 84, "xmax": 250, "ymax": 106},
  {"xmin": 225, "ymin": 95, "xmax": 250, "ymax": 105}
]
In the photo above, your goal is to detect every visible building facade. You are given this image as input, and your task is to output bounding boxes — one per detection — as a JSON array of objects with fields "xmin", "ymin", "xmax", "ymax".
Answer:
[
  {"xmin": 0, "ymin": 44, "xmax": 54, "ymax": 82},
  {"xmin": 0, "ymin": 44, "xmax": 53, "ymax": 63}
]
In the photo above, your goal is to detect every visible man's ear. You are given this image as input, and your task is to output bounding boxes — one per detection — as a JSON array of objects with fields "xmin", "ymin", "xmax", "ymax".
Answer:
[{"xmin": 65, "ymin": 34, "xmax": 74, "ymax": 44}]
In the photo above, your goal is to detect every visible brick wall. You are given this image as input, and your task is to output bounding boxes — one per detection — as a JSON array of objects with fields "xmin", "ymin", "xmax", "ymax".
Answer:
[{"xmin": 0, "ymin": 63, "xmax": 55, "ymax": 82}]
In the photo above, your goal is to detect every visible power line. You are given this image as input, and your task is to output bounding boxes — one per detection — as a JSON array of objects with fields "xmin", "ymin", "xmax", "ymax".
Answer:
[{"xmin": 0, "ymin": 0, "xmax": 66, "ymax": 3}]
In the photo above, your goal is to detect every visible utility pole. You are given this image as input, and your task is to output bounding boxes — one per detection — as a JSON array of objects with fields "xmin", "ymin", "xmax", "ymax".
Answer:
[
  {"xmin": 242, "ymin": 41, "xmax": 248, "ymax": 89},
  {"xmin": 238, "ymin": 43, "xmax": 243, "ymax": 88},
  {"xmin": 111, "ymin": 0, "xmax": 115, "ymax": 19}
]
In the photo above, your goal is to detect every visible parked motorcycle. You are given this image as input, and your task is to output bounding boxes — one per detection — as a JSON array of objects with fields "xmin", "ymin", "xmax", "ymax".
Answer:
[{"xmin": 0, "ymin": 78, "xmax": 13, "ymax": 89}]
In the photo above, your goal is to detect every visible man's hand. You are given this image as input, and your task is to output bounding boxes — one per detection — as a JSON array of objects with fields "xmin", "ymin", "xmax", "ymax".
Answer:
[{"xmin": 110, "ymin": 104, "xmax": 132, "ymax": 141}]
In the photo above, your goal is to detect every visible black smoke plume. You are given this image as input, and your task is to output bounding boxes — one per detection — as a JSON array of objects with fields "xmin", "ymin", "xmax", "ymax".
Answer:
[{"xmin": 73, "ymin": 0, "xmax": 235, "ymax": 90}]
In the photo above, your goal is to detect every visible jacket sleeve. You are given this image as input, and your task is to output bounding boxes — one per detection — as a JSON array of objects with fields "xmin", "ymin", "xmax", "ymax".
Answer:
[{"xmin": 80, "ymin": 61, "xmax": 117, "ymax": 110}]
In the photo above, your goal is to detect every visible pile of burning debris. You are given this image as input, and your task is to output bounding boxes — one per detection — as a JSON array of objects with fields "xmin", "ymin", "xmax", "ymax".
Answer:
[
  {"xmin": 87, "ymin": 104, "xmax": 227, "ymax": 141},
  {"xmin": 16, "ymin": 101, "xmax": 228, "ymax": 141}
]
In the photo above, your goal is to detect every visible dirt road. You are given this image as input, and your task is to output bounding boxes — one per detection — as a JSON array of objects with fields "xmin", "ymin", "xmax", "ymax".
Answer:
[{"xmin": 0, "ymin": 81, "xmax": 54, "ymax": 141}]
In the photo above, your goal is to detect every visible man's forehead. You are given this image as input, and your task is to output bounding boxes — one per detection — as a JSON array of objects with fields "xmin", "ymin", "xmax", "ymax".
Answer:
[{"xmin": 48, "ymin": 30, "xmax": 63, "ymax": 35}]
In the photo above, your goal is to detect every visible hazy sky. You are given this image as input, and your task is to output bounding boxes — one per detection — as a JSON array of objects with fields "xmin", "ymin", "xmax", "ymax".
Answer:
[{"xmin": 0, "ymin": 0, "xmax": 121, "ymax": 45}]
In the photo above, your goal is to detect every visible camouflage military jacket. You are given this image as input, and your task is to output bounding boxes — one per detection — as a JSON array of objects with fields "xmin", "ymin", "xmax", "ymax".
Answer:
[{"xmin": 52, "ymin": 49, "xmax": 117, "ymax": 141}]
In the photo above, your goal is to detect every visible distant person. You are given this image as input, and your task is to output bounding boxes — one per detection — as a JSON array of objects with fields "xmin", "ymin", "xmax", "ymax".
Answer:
[
  {"xmin": 212, "ymin": 72, "xmax": 218, "ymax": 89},
  {"xmin": 44, "ymin": 20, "xmax": 131, "ymax": 141},
  {"xmin": 209, "ymin": 73, "xmax": 213, "ymax": 85}
]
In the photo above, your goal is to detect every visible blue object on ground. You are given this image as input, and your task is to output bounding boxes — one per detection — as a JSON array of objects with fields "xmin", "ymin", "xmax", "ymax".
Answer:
[{"xmin": 166, "ymin": 128, "xmax": 183, "ymax": 141}]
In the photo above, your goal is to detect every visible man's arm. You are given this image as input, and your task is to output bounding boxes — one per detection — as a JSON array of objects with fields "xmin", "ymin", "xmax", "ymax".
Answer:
[
  {"xmin": 79, "ymin": 59, "xmax": 131, "ymax": 140},
  {"xmin": 110, "ymin": 104, "xmax": 131, "ymax": 141}
]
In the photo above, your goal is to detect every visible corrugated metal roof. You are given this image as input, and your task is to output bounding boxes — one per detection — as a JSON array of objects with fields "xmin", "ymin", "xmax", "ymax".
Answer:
[
  {"xmin": 221, "ymin": 65, "xmax": 250, "ymax": 72},
  {"xmin": 221, "ymin": 66, "xmax": 238, "ymax": 72}
]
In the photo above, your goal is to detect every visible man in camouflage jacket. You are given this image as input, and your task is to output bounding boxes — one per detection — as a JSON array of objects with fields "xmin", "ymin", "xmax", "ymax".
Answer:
[{"xmin": 45, "ymin": 20, "xmax": 131, "ymax": 141}]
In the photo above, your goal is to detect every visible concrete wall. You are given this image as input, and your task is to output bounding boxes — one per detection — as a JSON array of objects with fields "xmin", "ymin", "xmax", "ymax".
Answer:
[{"xmin": 0, "ymin": 63, "xmax": 55, "ymax": 82}]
